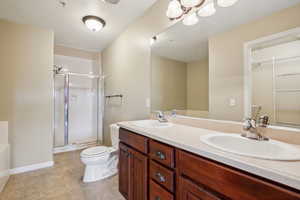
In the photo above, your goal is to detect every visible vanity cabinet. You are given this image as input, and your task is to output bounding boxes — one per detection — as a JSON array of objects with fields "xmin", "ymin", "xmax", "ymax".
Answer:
[
  {"xmin": 119, "ymin": 128, "xmax": 300, "ymax": 200},
  {"xmin": 119, "ymin": 142, "xmax": 148, "ymax": 200}
]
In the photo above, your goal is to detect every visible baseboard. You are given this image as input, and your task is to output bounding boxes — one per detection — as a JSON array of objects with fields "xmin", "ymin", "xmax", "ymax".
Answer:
[
  {"xmin": 10, "ymin": 161, "xmax": 54, "ymax": 175},
  {"xmin": 0, "ymin": 170, "xmax": 10, "ymax": 193}
]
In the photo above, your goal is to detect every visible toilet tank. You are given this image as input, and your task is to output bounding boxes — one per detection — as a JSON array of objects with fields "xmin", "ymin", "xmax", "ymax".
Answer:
[{"xmin": 110, "ymin": 124, "xmax": 120, "ymax": 149}]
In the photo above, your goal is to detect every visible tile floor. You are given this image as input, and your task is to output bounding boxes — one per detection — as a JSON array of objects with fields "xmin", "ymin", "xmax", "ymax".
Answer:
[{"xmin": 0, "ymin": 150, "xmax": 125, "ymax": 200}]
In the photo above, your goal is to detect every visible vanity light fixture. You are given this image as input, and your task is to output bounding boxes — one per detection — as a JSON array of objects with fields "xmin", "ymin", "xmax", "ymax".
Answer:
[
  {"xmin": 82, "ymin": 15, "xmax": 106, "ymax": 32},
  {"xmin": 198, "ymin": 2, "xmax": 216, "ymax": 17},
  {"xmin": 183, "ymin": 12, "xmax": 199, "ymax": 26},
  {"xmin": 167, "ymin": 0, "xmax": 239, "ymax": 26},
  {"xmin": 166, "ymin": 0, "xmax": 184, "ymax": 19},
  {"xmin": 181, "ymin": 0, "xmax": 202, "ymax": 8},
  {"xmin": 217, "ymin": 0, "xmax": 239, "ymax": 7}
]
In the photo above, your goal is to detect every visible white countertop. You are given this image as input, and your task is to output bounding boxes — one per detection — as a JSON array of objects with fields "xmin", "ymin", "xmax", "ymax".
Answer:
[{"xmin": 117, "ymin": 120, "xmax": 300, "ymax": 191}]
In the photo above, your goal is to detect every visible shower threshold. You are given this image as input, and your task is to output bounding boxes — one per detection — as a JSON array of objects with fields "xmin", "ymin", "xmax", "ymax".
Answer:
[{"xmin": 53, "ymin": 140, "xmax": 98, "ymax": 154}]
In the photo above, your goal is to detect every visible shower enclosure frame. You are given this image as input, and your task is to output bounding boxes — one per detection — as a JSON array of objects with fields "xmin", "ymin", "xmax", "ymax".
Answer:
[{"xmin": 53, "ymin": 70, "xmax": 101, "ymax": 148}]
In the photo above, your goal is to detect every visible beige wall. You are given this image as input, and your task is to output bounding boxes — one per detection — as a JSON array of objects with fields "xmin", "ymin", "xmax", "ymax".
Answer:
[
  {"xmin": 54, "ymin": 45, "xmax": 99, "ymax": 61},
  {"xmin": 102, "ymin": 1, "xmax": 174, "ymax": 145},
  {"xmin": 187, "ymin": 58, "xmax": 209, "ymax": 111},
  {"xmin": 209, "ymin": 4, "xmax": 300, "ymax": 122},
  {"xmin": 151, "ymin": 54, "xmax": 187, "ymax": 111},
  {"xmin": 0, "ymin": 19, "xmax": 54, "ymax": 168}
]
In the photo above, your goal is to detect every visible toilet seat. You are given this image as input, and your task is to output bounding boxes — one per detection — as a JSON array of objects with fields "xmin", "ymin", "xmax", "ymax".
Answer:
[{"xmin": 81, "ymin": 146, "xmax": 109, "ymax": 158}]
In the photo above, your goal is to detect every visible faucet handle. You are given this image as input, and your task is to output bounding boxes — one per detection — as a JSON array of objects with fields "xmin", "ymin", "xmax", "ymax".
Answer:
[
  {"xmin": 155, "ymin": 110, "xmax": 164, "ymax": 118},
  {"xmin": 154, "ymin": 110, "xmax": 168, "ymax": 122},
  {"xmin": 243, "ymin": 118, "xmax": 252, "ymax": 131},
  {"xmin": 171, "ymin": 109, "xmax": 177, "ymax": 117},
  {"xmin": 258, "ymin": 115, "xmax": 269, "ymax": 128}
]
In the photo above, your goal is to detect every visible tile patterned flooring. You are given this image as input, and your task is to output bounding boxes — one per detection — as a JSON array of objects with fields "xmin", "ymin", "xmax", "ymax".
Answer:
[{"xmin": 0, "ymin": 151, "xmax": 125, "ymax": 200}]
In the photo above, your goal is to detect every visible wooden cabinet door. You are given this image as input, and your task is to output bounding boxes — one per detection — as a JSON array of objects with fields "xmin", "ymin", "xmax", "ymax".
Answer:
[
  {"xmin": 119, "ymin": 143, "xmax": 131, "ymax": 199},
  {"xmin": 179, "ymin": 176, "xmax": 225, "ymax": 200},
  {"xmin": 119, "ymin": 142, "xmax": 148, "ymax": 200},
  {"xmin": 130, "ymin": 147, "xmax": 148, "ymax": 200}
]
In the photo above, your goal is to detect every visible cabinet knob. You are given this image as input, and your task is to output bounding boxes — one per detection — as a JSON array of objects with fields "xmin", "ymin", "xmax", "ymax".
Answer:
[
  {"xmin": 123, "ymin": 151, "xmax": 129, "ymax": 157},
  {"xmin": 155, "ymin": 151, "xmax": 166, "ymax": 160},
  {"xmin": 155, "ymin": 197, "xmax": 161, "ymax": 200},
  {"xmin": 156, "ymin": 172, "xmax": 166, "ymax": 183}
]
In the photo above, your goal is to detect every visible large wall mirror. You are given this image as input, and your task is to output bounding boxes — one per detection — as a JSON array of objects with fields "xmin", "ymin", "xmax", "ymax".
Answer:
[
  {"xmin": 150, "ymin": 5, "xmax": 300, "ymax": 130},
  {"xmin": 151, "ymin": 22, "xmax": 209, "ymax": 118}
]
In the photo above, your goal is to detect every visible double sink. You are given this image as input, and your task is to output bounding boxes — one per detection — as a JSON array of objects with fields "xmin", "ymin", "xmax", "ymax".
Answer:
[{"xmin": 130, "ymin": 120, "xmax": 300, "ymax": 161}]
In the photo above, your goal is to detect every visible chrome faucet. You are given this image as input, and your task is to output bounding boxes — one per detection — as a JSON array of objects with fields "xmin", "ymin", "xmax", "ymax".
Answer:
[
  {"xmin": 242, "ymin": 106, "xmax": 269, "ymax": 141},
  {"xmin": 171, "ymin": 109, "xmax": 177, "ymax": 117},
  {"xmin": 155, "ymin": 111, "xmax": 168, "ymax": 123}
]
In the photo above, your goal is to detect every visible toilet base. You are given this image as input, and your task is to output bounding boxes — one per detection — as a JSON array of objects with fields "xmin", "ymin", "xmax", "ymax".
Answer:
[
  {"xmin": 83, "ymin": 165, "xmax": 117, "ymax": 183},
  {"xmin": 82, "ymin": 155, "xmax": 118, "ymax": 183}
]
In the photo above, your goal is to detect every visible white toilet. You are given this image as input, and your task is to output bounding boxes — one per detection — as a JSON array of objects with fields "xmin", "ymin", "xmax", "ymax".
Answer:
[{"xmin": 80, "ymin": 124, "xmax": 119, "ymax": 183}]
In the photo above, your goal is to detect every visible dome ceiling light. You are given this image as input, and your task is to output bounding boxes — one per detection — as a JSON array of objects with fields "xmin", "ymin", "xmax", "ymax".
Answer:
[
  {"xmin": 101, "ymin": 0, "xmax": 120, "ymax": 4},
  {"xmin": 166, "ymin": 0, "xmax": 239, "ymax": 26},
  {"xmin": 82, "ymin": 15, "xmax": 106, "ymax": 32}
]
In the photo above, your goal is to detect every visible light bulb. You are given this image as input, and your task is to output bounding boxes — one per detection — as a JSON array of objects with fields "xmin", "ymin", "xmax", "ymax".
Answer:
[
  {"xmin": 181, "ymin": 0, "xmax": 201, "ymax": 8},
  {"xmin": 198, "ymin": 2, "xmax": 216, "ymax": 17},
  {"xmin": 85, "ymin": 19, "xmax": 104, "ymax": 32},
  {"xmin": 217, "ymin": 0, "xmax": 239, "ymax": 7},
  {"xmin": 182, "ymin": 12, "xmax": 199, "ymax": 26},
  {"xmin": 166, "ymin": 0, "xmax": 183, "ymax": 19}
]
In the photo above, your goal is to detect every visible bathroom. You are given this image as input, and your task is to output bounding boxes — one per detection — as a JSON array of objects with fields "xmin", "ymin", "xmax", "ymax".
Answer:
[{"xmin": 0, "ymin": 0, "xmax": 300, "ymax": 199}]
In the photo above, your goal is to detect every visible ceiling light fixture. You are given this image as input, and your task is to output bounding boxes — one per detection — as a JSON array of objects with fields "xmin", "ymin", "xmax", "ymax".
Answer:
[
  {"xmin": 58, "ymin": 0, "xmax": 67, "ymax": 7},
  {"xmin": 181, "ymin": 0, "xmax": 202, "ymax": 8},
  {"xmin": 166, "ymin": 0, "xmax": 239, "ymax": 25},
  {"xmin": 82, "ymin": 15, "xmax": 106, "ymax": 32},
  {"xmin": 217, "ymin": 0, "xmax": 239, "ymax": 7},
  {"xmin": 166, "ymin": 0, "xmax": 184, "ymax": 19},
  {"xmin": 102, "ymin": 0, "xmax": 120, "ymax": 4},
  {"xmin": 183, "ymin": 12, "xmax": 199, "ymax": 26},
  {"xmin": 198, "ymin": 2, "xmax": 216, "ymax": 17}
]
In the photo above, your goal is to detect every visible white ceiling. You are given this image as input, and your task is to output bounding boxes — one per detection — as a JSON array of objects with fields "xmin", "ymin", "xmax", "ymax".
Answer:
[
  {"xmin": 0, "ymin": 0, "xmax": 156, "ymax": 52},
  {"xmin": 152, "ymin": 0, "xmax": 300, "ymax": 63}
]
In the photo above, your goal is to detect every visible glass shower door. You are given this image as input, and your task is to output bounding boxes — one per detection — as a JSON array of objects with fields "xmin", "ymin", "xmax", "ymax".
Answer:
[
  {"xmin": 68, "ymin": 76, "xmax": 98, "ymax": 145},
  {"xmin": 54, "ymin": 75, "xmax": 66, "ymax": 147}
]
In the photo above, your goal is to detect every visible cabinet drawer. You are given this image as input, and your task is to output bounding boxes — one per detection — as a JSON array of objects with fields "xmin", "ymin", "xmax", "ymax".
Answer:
[
  {"xmin": 150, "ymin": 160, "xmax": 175, "ymax": 193},
  {"xmin": 149, "ymin": 140, "xmax": 175, "ymax": 168},
  {"xmin": 150, "ymin": 180, "xmax": 174, "ymax": 200},
  {"xmin": 177, "ymin": 150, "xmax": 300, "ymax": 200},
  {"xmin": 119, "ymin": 128, "xmax": 148, "ymax": 154},
  {"xmin": 179, "ymin": 176, "xmax": 225, "ymax": 200}
]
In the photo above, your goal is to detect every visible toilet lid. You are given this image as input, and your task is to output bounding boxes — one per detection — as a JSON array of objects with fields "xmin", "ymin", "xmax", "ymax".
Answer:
[{"xmin": 81, "ymin": 146, "xmax": 108, "ymax": 157}]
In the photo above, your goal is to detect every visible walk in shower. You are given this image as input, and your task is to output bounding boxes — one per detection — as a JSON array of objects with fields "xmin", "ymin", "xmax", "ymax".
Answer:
[{"xmin": 53, "ymin": 58, "xmax": 102, "ymax": 153}]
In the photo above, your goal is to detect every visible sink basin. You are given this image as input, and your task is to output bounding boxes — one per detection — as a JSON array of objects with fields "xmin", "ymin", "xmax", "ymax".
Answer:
[
  {"xmin": 201, "ymin": 134, "xmax": 300, "ymax": 161},
  {"xmin": 130, "ymin": 120, "xmax": 173, "ymax": 128}
]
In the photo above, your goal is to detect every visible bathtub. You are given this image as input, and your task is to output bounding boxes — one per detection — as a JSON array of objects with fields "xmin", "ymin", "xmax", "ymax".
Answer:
[
  {"xmin": 0, "ymin": 144, "xmax": 9, "ymax": 192},
  {"xmin": 0, "ymin": 121, "xmax": 9, "ymax": 193}
]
